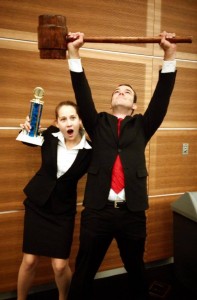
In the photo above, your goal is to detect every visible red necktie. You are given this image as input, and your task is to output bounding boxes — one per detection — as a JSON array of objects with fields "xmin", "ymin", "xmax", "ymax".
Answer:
[{"xmin": 111, "ymin": 118, "xmax": 125, "ymax": 193}]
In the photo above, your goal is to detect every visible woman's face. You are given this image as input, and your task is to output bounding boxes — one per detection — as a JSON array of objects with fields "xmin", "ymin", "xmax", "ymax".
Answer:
[{"xmin": 56, "ymin": 105, "xmax": 82, "ymax": 142}]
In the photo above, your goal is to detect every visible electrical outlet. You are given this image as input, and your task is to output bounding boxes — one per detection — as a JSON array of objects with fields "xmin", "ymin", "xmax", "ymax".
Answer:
[{"xmin": 182, "ymin": 143, "xmax": 189, "ymax": 155}]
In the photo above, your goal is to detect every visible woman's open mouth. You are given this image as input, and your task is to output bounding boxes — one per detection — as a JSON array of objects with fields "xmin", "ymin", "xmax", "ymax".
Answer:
[{"xmin": 67, "ymin": 129, "xmax": 74, "ymax": 136}]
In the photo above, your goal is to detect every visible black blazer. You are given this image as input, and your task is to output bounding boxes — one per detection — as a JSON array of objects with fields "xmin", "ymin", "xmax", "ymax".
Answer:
[
  {"xmin": 23, "ymin": 126, "xmax": 92, "ymax": 214},
  {"xmin": 70, "ymin": 70, "xmax": 176, "ymax": 211}
]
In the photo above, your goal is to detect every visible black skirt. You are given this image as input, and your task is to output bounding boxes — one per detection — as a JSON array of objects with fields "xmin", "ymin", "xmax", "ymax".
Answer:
[{"xmin": 22, "ymin": 199, "xmax": 75, "ymax": 259}]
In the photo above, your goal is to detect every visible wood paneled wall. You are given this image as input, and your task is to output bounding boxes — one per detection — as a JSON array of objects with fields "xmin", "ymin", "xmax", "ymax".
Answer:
[{"xmin": 0, "ymin": 0, "xmax": 197, "ymax": 294}]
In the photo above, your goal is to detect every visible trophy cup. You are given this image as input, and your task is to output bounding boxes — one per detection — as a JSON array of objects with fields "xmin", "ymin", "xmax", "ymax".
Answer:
[{"xmin": 16, "ymin": 87, "xmax": 45, "ymax": 146}]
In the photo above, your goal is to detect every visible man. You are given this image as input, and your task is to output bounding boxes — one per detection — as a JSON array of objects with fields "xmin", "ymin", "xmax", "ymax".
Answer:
[{"xmin": 67, "ymin": 31, "xmax": 177, "ymax": 300}]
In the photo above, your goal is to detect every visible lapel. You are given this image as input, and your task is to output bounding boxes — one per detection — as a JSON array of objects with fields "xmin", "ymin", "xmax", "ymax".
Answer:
[
  {"xmin": 60, "ymin": 148, "xmax": 90, "ymax": 178},
  {"xmin": 71, "ymin": 148, "xmax": 89, "ymax": 168},
  {"xmin": 48, "ymin": 129, "xmax": 91, "ymax": 178},
  {"xmin": 121, "ymin": 116, "xmax": 138, "ymax": 145},
  {"xmin": 50, "ymin": 134, "xmax": 59, "ymax": 175},
  {"xmin": 108, "ymin": 115, "xmax": 118, "ymax": 142},
  {"xmin": 107, "ymin": 114, "xmax": 138, "ymax": 146}
]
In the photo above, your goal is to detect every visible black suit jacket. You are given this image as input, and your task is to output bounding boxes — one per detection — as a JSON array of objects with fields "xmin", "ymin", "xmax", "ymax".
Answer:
[
  {"xmin": 23, "ymin": 126, "xmax": 92, "ymax": 214},
  {"xmin": 70, "ymin": 70, "xmax": 176, "ymax": 211}
]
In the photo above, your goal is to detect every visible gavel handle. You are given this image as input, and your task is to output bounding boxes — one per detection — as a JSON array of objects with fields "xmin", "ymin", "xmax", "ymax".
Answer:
[{"xmin": 67, "ymin": 36, "xmax": 192, "ymax": 44}]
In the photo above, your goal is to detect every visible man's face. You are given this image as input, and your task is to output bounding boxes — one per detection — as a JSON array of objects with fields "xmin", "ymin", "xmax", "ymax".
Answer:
[{"xmin": 111, "ymin": 85, "xmax": 135, "ymax": 110}]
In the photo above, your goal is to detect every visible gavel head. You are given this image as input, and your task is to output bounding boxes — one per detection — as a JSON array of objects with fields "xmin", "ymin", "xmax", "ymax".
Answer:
[{"xmin": 38, "ymin": 14, "xmax": 68, "ymax": 59}]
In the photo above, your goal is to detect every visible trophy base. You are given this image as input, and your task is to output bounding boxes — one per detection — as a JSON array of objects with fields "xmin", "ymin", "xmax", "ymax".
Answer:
[{"xmin": 16, "ymin": 131, "xmax": 44, "ymax": 146}]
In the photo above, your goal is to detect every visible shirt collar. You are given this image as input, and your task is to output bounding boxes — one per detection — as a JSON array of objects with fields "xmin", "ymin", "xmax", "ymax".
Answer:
[{"xmin": 52, "ymin": 131, "xmax": 91, "ymax": 149}]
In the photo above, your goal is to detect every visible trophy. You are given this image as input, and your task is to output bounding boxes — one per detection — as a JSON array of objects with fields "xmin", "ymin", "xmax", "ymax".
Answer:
[{"xmin": 16, "ymin": 87, "xmax": 45, "ymax": 146}]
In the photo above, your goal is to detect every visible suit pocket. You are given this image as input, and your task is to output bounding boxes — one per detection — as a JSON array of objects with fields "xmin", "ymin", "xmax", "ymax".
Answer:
[{"xmin": 23, "ymin": 173, "xmax": 56, "ymax": 206}]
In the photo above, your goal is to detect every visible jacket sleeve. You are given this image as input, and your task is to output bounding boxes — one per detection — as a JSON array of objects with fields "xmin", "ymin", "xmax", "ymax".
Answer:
[
  {"xmin": 70, "ymin": 70, "xmax": 99, "ymax": 136},
  {"xmin": 143, "ymin": 70, "xmax": 177, "ymax": 141}
]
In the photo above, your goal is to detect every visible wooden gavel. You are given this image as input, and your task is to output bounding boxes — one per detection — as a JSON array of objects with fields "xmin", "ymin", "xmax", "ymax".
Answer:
[{"xmin": 38, "ymin": 15, "xmax": 193, "ymax": 59}]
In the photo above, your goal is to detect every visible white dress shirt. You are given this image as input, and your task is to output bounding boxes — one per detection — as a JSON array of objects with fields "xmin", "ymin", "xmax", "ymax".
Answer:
[
  {"xmin": 68, "ymin": 59, "xmax": 176, "ymax": 74},
  {"xmin": 52, "ymin": 131, "xmax": 91, "ymax": 178}
]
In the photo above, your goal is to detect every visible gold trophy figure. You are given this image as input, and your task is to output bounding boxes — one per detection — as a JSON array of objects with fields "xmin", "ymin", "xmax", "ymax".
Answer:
[{"xmin": 16, "ymin": 87, "xmax": 45, "ymax": 146}]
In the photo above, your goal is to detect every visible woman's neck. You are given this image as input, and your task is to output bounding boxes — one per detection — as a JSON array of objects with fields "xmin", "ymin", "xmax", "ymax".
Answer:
[{"xmin": 65, "ymin": 134, "xmax": 82, "ymax": 149}]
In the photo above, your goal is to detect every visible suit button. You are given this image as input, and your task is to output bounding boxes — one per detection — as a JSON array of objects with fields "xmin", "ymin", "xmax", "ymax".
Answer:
[{"xmin": 118, "ymin": 148, "xmax": 122, "ymax": 153}]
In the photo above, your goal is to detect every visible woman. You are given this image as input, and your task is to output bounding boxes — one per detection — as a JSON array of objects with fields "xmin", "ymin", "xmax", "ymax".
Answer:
[{"xmin": 17, "ymin": 101, "xmax": 92, "ymax": 300}]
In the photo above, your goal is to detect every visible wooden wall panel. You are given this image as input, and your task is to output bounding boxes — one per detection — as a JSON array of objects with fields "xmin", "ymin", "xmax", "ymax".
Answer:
[
  {"xmin": 0, "ymin": 0, "xmax": 148, "ymax": 36},
  {"xmin": 148, "ymin": 130, "xmax": 197, "ymax": 195},
  {"xmin": 0, "ymin": 211, "xmax": 55, "ymax": 292},
  {"xmin": 161, "ymin": 0, "xmax": 197, "ymax": 56},
  {"xmin": 153, "ymin": 0, "xmax": 197, "ymax": 61},
  {"xmin": 0, "ymin": 130, "xmax": 40, "ymax": 211},
  {"xmin": 0, "ymin": 48, "xmax": 71, "ymax": 128},
  {"xmin": 80, "ymin": 57, "xmax": 149, "ymax": 114},
  {"xmin": 0, "ymin": 0, "xmax": 154, "ymax": 56},
  {"xmin": 0, "ymin": 48, "xmax": 153, "ymax": 127},
  {"xmin": 0, "ymin": 0, "xmax": 197, "ymax": 295},
  {"xmin": 145, "ymin": 195, "xmax": 178, "ymax": 262},
  {"xmin": 165, "ymin": 65, "xmax": 197, "ymax": 128},
  {"xmin": 152, "ymin": 61, "xmax": 197, "ymax": 128}
]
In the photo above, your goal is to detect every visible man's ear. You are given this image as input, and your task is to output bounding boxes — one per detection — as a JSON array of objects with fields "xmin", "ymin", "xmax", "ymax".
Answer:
[{"xmin": 132, "ymin": 103, "xmax": 137, "ymax": 111}]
